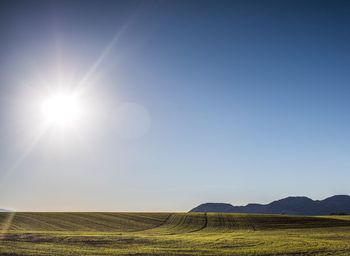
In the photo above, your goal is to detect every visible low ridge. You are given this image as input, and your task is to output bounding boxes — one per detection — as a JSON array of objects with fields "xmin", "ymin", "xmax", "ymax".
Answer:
[{"xmin": 190, "ymin": 195, "xmax": 350, "ymax": 215}]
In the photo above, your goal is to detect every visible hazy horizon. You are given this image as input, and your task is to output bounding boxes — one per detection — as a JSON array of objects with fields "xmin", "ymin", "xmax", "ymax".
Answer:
[
  {"xmin": 1, "ymin": 0, "xmax": 350, "ymax": 212},
  {"xmin": 2, "ymin": 194, "xmax": 350, "ymax": 212}
]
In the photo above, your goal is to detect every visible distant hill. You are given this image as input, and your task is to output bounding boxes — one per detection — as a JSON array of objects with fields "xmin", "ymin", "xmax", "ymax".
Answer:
[
  {"xmin": 190, "ymin": 195, "xmax": 350, "ymax": 215},
  {"xmin": 0, "ymin": 209, "xmax": 11, "ymax": 212}
]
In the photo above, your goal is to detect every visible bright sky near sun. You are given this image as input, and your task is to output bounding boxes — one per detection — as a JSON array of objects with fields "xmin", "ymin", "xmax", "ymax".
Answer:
[{"xmin": 0, "ymin": 0, "xmax": 350, "ymax": 211}]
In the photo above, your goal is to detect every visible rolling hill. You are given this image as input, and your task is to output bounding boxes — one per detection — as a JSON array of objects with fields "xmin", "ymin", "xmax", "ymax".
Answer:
[
  {"xmin": 190, "ymin": 195, "xmax": 350, "ymax": 215},
  {"xmin": 1, "ymin": 212, "xmax": 350, "ymax": 255},
  {"xmin": 1, "ymin": 212, "xmax": 349, "ymax": 233}
]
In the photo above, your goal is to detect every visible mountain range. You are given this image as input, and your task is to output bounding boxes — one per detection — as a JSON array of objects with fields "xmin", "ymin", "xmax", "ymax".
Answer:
[{"xmin": 190, "ymin": 195, "xmax": 350, "ymax": 215}]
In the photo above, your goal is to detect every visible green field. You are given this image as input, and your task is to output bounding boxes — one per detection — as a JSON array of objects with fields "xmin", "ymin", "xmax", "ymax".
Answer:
[{"xmin": 1, "ymin": 212, "xmax": 350, "ymax": 255}]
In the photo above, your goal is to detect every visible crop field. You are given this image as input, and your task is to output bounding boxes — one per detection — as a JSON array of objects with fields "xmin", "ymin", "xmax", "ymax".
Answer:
[{"xmin": 0, "ymin": 212, "xmax": 350, "ymax": 255}]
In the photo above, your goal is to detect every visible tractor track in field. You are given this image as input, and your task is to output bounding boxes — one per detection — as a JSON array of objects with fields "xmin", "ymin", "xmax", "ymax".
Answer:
[
  {"xmin": 135, "ymin": 213, "xmax": 174, "ymax": 232},
  {"xmin": 144, "ymin": 213, "xmax": 209, "ymax": 234},
  {"xmin": 150, "ymin": 213, "xmax": 173, "ymax": 229},
  {"xmin": 188, "ymin": 213, "xmax": 208, "ymax": 233}
]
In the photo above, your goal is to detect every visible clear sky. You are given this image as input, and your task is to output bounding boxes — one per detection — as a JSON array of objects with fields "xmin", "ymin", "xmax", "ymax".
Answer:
[{"xmin": 0, "ymin": 0, "xmax": 349, "ymax": 211}]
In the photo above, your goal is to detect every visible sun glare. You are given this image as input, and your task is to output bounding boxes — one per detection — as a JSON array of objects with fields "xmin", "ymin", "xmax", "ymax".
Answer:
[{"xmin": 41, "ymin": 92, "xmax": 82, "ymax": 127}]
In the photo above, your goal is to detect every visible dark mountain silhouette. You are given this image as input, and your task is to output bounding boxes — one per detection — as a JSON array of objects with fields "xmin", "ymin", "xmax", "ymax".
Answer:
[{"xmin": 190, "ymin": 195, "xmax": 350, "ymax": 215}]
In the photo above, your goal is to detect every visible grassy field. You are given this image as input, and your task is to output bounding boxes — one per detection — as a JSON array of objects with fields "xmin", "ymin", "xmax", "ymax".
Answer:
[{"xmin": 1, "ymin": 212, "xmax": 350, "ymax": 255}]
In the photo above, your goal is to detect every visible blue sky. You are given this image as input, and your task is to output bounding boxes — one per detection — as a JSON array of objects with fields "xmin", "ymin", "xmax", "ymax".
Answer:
[{"xmin": 0, "ymin": 0, "xmax": 350, "ymax": 211}]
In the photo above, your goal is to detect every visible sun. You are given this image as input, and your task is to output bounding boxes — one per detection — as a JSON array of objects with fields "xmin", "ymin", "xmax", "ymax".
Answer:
[{"xmin": 41, "ymin": 92, "xmax": 82, "ymax": 127}]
